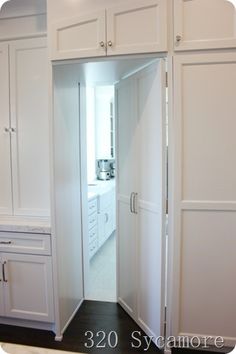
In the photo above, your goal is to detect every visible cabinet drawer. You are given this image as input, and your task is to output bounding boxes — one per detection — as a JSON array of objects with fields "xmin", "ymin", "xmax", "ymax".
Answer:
[
  {"xmin": 88, "ymin": 198, "xmax": 98, "ymax": 215},
  {"xmin": 89, "ymin": 225, "xmax": 97, "ymax": 244},
  {"xmin": 88, "ymin": 212, "xmax": 97, "ymax": 230},
  {"xmin": 89, "ymin": 238, "xmax": 98, "ymax": 260},
  {"xmin": 0, "ymin": 232, "xmax": 51, "ymax": 255}
]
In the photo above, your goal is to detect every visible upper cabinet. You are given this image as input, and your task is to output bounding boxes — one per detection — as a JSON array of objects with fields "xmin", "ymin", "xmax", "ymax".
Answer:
[
  {"xmin": 174, "ymin": 0, "xmax": 236, "ymax": 51},
  {"xmin": 50, "ymin": 0, "xmax": 167, "ymax": 60}
]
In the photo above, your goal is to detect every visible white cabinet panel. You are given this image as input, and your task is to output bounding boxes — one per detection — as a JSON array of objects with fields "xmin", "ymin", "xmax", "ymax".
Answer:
[
  {"xmin": 172, "ymin": 53, "xmax": 236, "ymax": 345},
  {"xmin": 174, "ymin": 0, "xmax": 236, "ymax": 51},
  {"xmin": 106, "ymin": 0, "xmax": 167, "ymax": 55},
  {"xmin": 0, "ymin": 43, "xmax": 12, "ymax": 215},
  {"xmin": 0, "ymin": 258, "xmax": 4, "ymax": 316},
  {"xmin": 2, "ymin": 253, "xmax": 54, "ymax": 323},
  {"xmin": 9, "ymin": 38, "xmax": 50, "ymax": 217},
  {"xmin": 51, "ymin": 10, "xmax": 106, "ymax": 60},
  {"xmin": 180, "ymin": 211, "xmax": 236, "ymax": 338},
  {"xmin": 116, "ymin": 61, "xmax": 166, "ymax": 340}
]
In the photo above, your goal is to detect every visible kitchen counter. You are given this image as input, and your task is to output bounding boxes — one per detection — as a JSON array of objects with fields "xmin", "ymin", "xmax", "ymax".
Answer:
[
  {"xmin": 0, "ymin": 218, "xmax": 51, "ymax": 234},
  {"xmin": 88, "ymin": 179, "xmax": 115, "ymax": 201}
]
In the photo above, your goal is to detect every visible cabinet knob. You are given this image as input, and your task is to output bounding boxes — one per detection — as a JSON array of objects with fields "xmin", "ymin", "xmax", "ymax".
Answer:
[
  {"xmin": 100, "ymin": 41, "xmax": 105, "ymax": 48},
  {"xmin": 4, "ymin": 127, "xmax": 10, "ymax": 133},
  {"xmin": 176, "ymin": 35, "xmax": 182, "ymax": 43},
  {"xmin": 107, "ymin": 41, "xmax": 113, "ymax": 47},
  {"xmin": 10, "ymin": 127, "xmax": 16, "ymax": 133}
]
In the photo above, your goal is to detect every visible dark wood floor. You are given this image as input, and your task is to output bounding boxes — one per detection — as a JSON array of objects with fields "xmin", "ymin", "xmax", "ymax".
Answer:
[{"xmin": 0, "ymin": 301, "xmax": 230, "ymax": 353}]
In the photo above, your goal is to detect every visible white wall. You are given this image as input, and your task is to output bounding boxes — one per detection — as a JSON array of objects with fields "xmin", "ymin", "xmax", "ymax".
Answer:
[{"xmin": 86, "ymin": 86, "xmax": 96, "ymax": 183}]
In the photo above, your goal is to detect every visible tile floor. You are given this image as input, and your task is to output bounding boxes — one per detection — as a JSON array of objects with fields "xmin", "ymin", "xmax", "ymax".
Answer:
[{"xmin": 86, "ymin": 232, "xmax": 116, "ymax": 302}]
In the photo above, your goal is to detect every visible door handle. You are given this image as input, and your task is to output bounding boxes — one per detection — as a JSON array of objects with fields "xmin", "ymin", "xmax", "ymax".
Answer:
[
  {"xmin": 134, "ymin": 193, "xmax": 138, "ymax": 214},
  {"xmin": 0, "ymin": 241, "xmax": 12, "ymax": 245},
  {"xmin": 2, "ymin": 261, "xmax": 7, "ymax": 282},
  {"xmin": 130, "ymin": 193, "xmax": 134, "ymax": 213}
]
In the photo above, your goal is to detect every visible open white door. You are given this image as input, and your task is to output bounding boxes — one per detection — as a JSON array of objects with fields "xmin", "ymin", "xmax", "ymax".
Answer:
[{"xmin": 116, "ymin": 60, "xmax": 166, "ymax": 341}]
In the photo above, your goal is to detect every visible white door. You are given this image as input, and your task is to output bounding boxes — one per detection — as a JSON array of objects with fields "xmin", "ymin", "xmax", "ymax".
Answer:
[
  {"xmin": 0, "ymin": 43, "xmax": 12, "ymax": 215},
  {"xmin": 116, "ymin": 60, "xmax": 166, "ymax": 341},
  {"xmin": 2, "ymin": 253, "xmax": 54, "ymax": 322},
  {"xmin": 171, "ymin": 53, "xmax": 236, "ymax": 346},
  {"xmin": 107, "ymin": 0, "xmax": 167, "ymax": 56},
  {"xmin": 9, "ymin": 38, "xmax": 50, "ymax": 217},
  {"xmin": 174, "ymin": 0, "xmax": 236, "ymax": 51},
  {"xmin": 50, "ymin": 10, "xmax": 106, "ymax": 60}
]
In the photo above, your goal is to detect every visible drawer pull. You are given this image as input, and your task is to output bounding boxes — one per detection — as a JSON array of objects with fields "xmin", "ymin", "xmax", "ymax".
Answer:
[
  {"xmin": 0, "ymin": 241, "xmax": 12, "ymax": 245},
  {"xmin": 89, "ymin": 219, "xmax": 95, "ymax": 224},
  {"xmin": 2, "ymin": 261, "xmax": 7, "ymax": 282}
]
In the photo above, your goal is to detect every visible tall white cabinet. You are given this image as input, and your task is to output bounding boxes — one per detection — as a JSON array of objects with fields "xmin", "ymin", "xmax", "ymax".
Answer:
[{"xmin": 0, "ymin": 37, "xmax": 50, "ymax": 218}]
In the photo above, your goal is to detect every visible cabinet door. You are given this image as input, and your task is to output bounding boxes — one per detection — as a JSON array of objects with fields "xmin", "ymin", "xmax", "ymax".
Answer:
[
  {"xmin": 50, "ymin": 10, "xmax": 106, "ymax": 60},
  {"xmin": 106, "ymin": 0, "xmax": 167, "ymax": 55},
  {"xmin": 2, "ymin": 253, "xmax": 54, "ymax": 322},
  {"xmin": 0, "ymin": 257, "xmax": 4, "ymax": 316},
  {"xmin": 0, "ymin": 43, "xmax": 12, "ymax": 215},
  {"xmin": 9, "ymin": 38, "xmax": 50, "ymax": 217},
  {"xmin": 174, "ymin": 0, "xmax": 236, "ymax": 51},
  {"xmin": 172, "ymin": 53, "xmax": 236, "ymax": 345},
  {"xmin": 116, "ymin": 61, "xmax": 166, "ymax": 341}
]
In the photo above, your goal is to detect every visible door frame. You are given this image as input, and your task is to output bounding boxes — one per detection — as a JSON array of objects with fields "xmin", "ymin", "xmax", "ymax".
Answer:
[{"xmin": 72, "ymin": 53, "xmax": 169, "ymax": 344}]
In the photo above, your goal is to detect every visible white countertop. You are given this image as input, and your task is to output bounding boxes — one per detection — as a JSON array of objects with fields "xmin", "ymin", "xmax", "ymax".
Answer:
[
  {"xmin": 88, "ymin": 179, "xmax": 115, "ymax": 201},
  {"xmin": 0, "ymin": 218, "xmax": 51, "ymax": 234}
]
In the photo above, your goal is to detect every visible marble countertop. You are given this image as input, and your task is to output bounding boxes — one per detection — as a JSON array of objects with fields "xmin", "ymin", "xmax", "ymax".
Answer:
[
  {"xmin": 88, "ymin": 179, "xmax": 115, "ymax": 201},
  {"xmin": 0, "ymin": 343, "xmax": 85, "ymax": 354},
  {"xmin": 0, "ymin": 218, "xmax": 51, "ymax": 234}
]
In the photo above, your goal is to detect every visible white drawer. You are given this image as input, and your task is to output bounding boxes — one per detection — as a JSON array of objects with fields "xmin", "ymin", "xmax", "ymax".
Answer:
[
  {"xmin": 89, "ymin": 225, "xmax": 97, "ymax": 244},
  {"xmin": 0, "ymin": 232, "xmax": 51, "ymax": 255},
  {"xmin": 89, "ymin": 238, "xmax": 98, "ymax": 259},
  {"xmin": 88, "ymin": 198, "xmax": 97, "ymax": 215},
  {"xmin": 88, "ymin": 212, "xmax": 97, "ymax": 230}
]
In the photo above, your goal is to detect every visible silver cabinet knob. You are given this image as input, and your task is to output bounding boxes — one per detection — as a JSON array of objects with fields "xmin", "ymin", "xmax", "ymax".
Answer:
[
  {"xmin": 176, "ymin": 35, "xmax": 182, "ymax": 42},
  {"xmin": 107, "ymin": 41, "xmax": 113, "ymax": 47},
  {"xmin": 4, "ymin": 127, "xmax": 10, "ymax": 132},
  {"xmin": 100, "ymin": 41, "xmax": 105, "ymax": 48},
  {"xmin": 10, "ymin": 128, "xmax": 16, "ymax": 133}
]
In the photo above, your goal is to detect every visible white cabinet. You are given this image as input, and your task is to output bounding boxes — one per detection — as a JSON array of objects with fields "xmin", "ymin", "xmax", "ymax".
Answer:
[
  {"xmin": 98, "ymin": 188, "xmax": 116, "ymax": 247},
  {"xmin": 172, "ymin": 53, "xmax": 236, "ymax": 345},
  {"xmin": 0, "ymin": 232, "xmax": 54, "ymax": 323},
  {"xmin": 0, "ymin": 44, "xmax": 12, "ymax": 215},
  {"xmin": 174, "ymin": 0, "xmax": 236, "ymax": 51},
  {"xmin": 88, "ymin": 197, "xmax": 99, "ymax": 259},
  {"xmin": 50, "ymin": 0, "xmax": 167, "ymax": 60},
  {"xmin": 0, "ymin": 37, "xmax": 50, "ymax": 217}
]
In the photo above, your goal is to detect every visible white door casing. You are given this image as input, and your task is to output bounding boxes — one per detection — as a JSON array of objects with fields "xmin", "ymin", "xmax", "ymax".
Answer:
[
  {"xmin": 116, "ymin": 60, "xmax": 166, "ymax": 341},
  {"xmin": 171, "ymin": 53, "xmax": 236, "ymax": 346},
  {"xmin": 0, "ymin": 43, "xmax": 12, "ymax": 215},
  {"xmin": 174, "ymin": 0, "xmax": 236, "ymax": 51},
  {"xmin": 9, "ymin": 37, "xmax": 50, "ymax": 217}
]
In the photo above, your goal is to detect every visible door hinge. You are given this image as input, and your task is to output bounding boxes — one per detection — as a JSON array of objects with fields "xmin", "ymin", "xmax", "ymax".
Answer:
[
  {"xmin": 165, "ymin": 72, "xmax": 168, "ymax": 88},
  {"xmin": 164, "ymin": 306, "xmax": 167, "ymax": 339}
]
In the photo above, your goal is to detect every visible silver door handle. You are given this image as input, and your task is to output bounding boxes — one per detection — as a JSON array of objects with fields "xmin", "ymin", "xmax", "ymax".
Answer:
[
  {"xmin": 134, "ymin": 193, "xmax": 138, "ymax": 214},
  {"xmin": 2, "ymin": 261, "xmax": 7, "ymax": 282},
  {"xmin": 130, "ymin": 192, "xmax": 134, "ymax": 213},
  {"xmin": 0, "ymin": 241, "xmax": 12, "ymax": 245}
]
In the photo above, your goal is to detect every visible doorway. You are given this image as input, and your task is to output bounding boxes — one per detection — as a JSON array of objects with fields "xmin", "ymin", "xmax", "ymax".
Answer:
[{"xmin": 52, "ymin": 55, "xmax": 167, "ymax": 343}]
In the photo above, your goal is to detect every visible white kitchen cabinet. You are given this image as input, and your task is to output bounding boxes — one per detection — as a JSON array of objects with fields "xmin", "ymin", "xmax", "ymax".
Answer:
[
  {"xmin": 172, "ymin": 53, "xmax": 236, "ymax": 345},
  {"xmin": 0, "ymin": 231, "xmax": 54, "ymax": 323},
  {"xmin": 0, "ymin": 44, "xmax": 12, "ymax": 215},
  {"xmin": 98, "ymin": 188, "xmax": 116, "ymax": 247},
  {"xmin": 0, "ymin": 37, "xmax": 50, "ymax": 217},
  {"xmin": 174, "ymin": 0, "xmax": 236, "ymax": 51},
  {"xmin": 88, "ymin": 197, "xmax": 99, "ymax": 259},
  {"xmin": 50, "ymin": 0, "xmax": 167, "ymax": 60}
]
